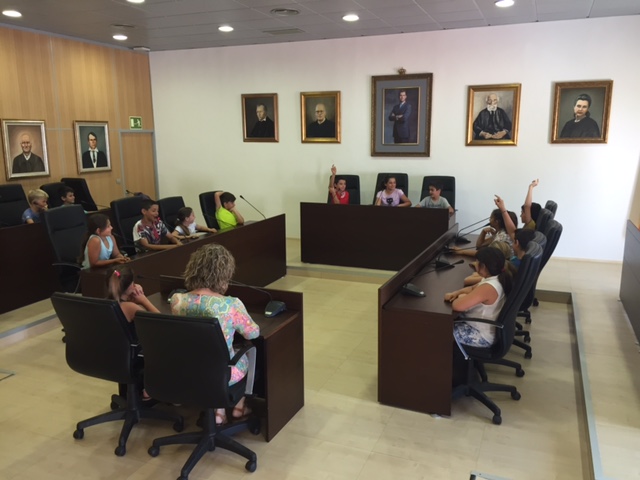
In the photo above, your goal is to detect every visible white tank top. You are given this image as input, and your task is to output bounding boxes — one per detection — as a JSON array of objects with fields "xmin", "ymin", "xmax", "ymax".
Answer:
[{"xmin": 460, "ymin": 275, "xmax": 505, "ymax": 344}]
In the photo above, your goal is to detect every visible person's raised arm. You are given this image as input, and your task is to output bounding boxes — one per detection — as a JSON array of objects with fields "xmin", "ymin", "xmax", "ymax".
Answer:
[
  {"xmin": 398, "ymin": 192, "xmax": 412, "ymax": 208},
  {"xmin": 214, "ymin": 191, "xmax": 223, "ymax": 211},
  {"xmin": 494, "ymin": 195, "xmax": 516, "ymax": 237},
  {"xmin": 522, "ymin": 179, "xmax": 538, "ymax": 225},
  {"xmin": 328, "ymin": 164, "xmax": 340, "ymax": 204}
]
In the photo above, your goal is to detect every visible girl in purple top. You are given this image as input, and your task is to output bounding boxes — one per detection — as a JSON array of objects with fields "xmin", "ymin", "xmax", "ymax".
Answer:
[{"xmin": 374, "ymin": 176, "xmax": 412, "ymax": 207}]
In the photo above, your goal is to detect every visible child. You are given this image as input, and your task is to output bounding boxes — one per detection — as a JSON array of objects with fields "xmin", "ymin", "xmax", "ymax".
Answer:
[
  {"xmin": 494, "ymin": 179, "xmax": 541, "ymax": 235},
  {"xmin": 132, "ymin": 199, "xmax": 182, "ymax": 252},
  {"xmin": 415, "ymin": 181, "xmax": 454, "ymax": 215},
  {"xmin": 107, "ymin": 266, "xmax": 159, "ymax": 322},
  {"xmin": 59, "ymin": 186, "xmax": 75, "ymax": 206},
  {"xmin": 328, "ymin": 164, "xmax": 349, "ymax": 205},
  {"xmin": 173, "ymin": 206, "xmax": 217, "ymax": 239},
  {"xmin": 79, "ymin": 213, "xmax": 130, "ymax": 269},
  {"xmin": 374, "ymin": 176, "xmax": 411, "ymax": 207},
  {"xmin": 215, "ymin": 191, "xmax": 245, "ymax": 229},
  {"xmin": 453, "ymin": 208, "xmax": 514, "ymax": 257},
  {"xmin": 511, "ymin": 228, "xmax": 536, "ymax": 268},
  {"xmin": 22, "ymin": 189, "xmax": 48, "ymax": 224},
  {"xmin": 464, "ymin": 241, "xmax": 516, "ymax": 286}
]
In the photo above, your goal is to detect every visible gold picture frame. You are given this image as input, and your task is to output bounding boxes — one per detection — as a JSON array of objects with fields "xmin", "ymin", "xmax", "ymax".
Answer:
[
  {"xmin": 242, "ymin": 93, "xmax": 279, "ymax": 142},
  {"xmin": 301, "ymin": 91, "xmax": 341, "ymax": 143},
  {"xmin": 2, "ymin": 120, "xmax": 50, "ymax": 180},
  {"xmin": 466, "ymin": 84, "xmax": 521, "ymax": 146}
]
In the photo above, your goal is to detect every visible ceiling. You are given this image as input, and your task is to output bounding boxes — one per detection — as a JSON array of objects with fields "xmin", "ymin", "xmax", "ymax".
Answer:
[{"xmin": 1, "ymin": 0, "xmax": 639, "ymax": 52}]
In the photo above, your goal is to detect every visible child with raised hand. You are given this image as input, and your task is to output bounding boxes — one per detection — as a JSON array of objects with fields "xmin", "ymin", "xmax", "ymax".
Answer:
[
  {"xmin": 495, "ymin": 179, "xmax": 541, "ymax": 236},
  {"xmin": 107, "ymin": 265, "xmax": 159, "ymax": 322},
  {"xmin": 374, "ymin": 175, "xmax": 411, "ymax": 207},
  {"xmin": 22, "ymin": 189, "xmax": 48, "ymax": 224},
  {"xmin": 132, "ymin": 199, "xmax": 182, "ymax": 252},
  {"xmin": 452, "ymin": 207, "xmax": 514, "ymax": 257},
  {"xmin": 173, "ymin": 207, "xmax": 217, "ymax": 239},
  {"xmin": 415, "ymin": 181, "xmax": 454, "ymax": 215},
  {"xmin": 80, "ymin": 213, "xmax": 130, "ymax": 269},
  {"xmin": 215, "ymin": 191, "xmax": 245, "ymax": 229},
  {"xmin": 328, "ymin": 164, "xmax": 349, "ymax": 205}
]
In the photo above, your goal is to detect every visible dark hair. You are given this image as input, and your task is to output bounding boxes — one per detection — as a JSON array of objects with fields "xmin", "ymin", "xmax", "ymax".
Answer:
[
  {"xmin": 515, "ymin": 228, "xmax": 536, "ymax": 250},
  {"xmin": 78, "ymin": 213, "xmax": 110, "ymax": 264},
  {"xmin": 476, "ymin": 247, "xmax": 513, "ymax": 295},
  {"xmin": 380, "ymin": 176, "xmax": 396, "ymax": 191},
  {"xmin": 176, "ymin": 207, "xmax": 194, "ymax": 227},
  {"xmin": 507, "ymin": 211, "xmax": 518, "ymax": 229},
  {"xmin": 87, "ymin": 131, "xmax": 97, "ymax": 140},
  {"xmin": 220, "ymin": 192, "xmax": 236, "ymax": 205},
  {"xmin": 575, "ymin": 93, "xmax": 592, "ymax": 108},
  {"xmin": 428, "ymin": 182, "xmax": 443, "ymax": 191},
  {"xmin": 530, "ymin": 202, "xmax": 542, "ymax": 222},
  {"xmin": 141, "ymin": 199, "xmax": 158, "ymax": 211},
  {"xmin": 490, "ymin": 208, "xmax": 506, "ymax": 231},
  {"xmin": 334, "ymin": 176, "xmax": 346, "ymax": 185},
  {"xmin": 107, "ymin": 265, "xmax": 135, "ymax": 301},
  {"xmin": 59, "ymin": 185, "xmax": 74, "ymax": 198}
]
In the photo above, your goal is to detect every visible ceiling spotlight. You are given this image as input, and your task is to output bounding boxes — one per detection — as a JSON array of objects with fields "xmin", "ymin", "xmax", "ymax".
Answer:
[
  {"xmin": 219, "ymin": 25, "xmax": 234, "ymax": 32},
  {"xmin": 113, "ymin": 34, "xmax": 128, "ymax": 41},
  {"xmin": 2, "ymin": 9, "xmax": 22, "ymax": 18},
  {"xmin": 342, "ymin": 14, "xmax": 359, "ymax": 22},
  {"xmin": 127, "ymin": 0, "xmax": 145, "ymax": 3},
  {"xmin": 495, "ymin": 0, "xmax": 514, "ymax": 6}
]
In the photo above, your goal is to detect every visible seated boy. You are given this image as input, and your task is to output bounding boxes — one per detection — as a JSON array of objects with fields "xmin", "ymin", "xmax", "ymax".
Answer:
[
  {"xmin": 511, "ymin": 228, "xmax": 536, "ymax": 268},
  {"xmin": 22, "ymin": 189, "xmax": 48, "ymax": 224},
  {"xmin": 215, "ymin": 191, "xmax": 245, "ymax": 230},
  {"xmin": 59, "ymin": 186, "xmax": 76, "ymax": 206},
  {"xmin": 415, "ymin": 182, "xmax": 454, "ymax": 215},
  {"xmin": 132, "ymin": 199, "xmax": 182, "ymax": 252}
]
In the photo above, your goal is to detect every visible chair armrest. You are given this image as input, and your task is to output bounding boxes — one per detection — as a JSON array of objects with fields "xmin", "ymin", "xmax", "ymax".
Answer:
[
  {"xmin": 229, "ymin": 344, "xmax": 255, "ymax": 366},
  {"xmin": 453, "ymin": 317, "xmax": 503, "ymax": 329}
]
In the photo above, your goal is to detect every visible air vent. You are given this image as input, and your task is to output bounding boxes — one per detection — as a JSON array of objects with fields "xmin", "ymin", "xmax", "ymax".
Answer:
[
  {"xmin": 264, "ymin": 28, "xmax": 305, "ymax": 36},
  {"xmin": 270, "ymin": 8, "xmax": 299, "ymax": 16}
]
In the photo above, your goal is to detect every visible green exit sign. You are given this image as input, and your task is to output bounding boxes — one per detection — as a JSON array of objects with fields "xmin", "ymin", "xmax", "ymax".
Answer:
[{"xmin": 129, "ymin": 116, "xmax": 143, "ymax": 129}]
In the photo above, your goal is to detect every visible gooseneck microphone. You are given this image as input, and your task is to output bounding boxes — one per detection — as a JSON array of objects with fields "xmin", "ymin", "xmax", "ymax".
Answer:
[
  {"xmin": 454, "ymin": 217, "xmax": 490, "ymax": 244},
  {"xmin": 230, "ymin": 280, "xmax": 286, "ymax": 317},
  {"xmin": 239, "ymin": 195, "xmax": 266, "ymax": 220},
  {"xmin": 400, "ymin": 259, "xmax": 465, "ymax": 297}
]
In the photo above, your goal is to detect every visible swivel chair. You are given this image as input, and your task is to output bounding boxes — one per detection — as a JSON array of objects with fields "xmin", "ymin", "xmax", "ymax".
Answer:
[
  {"xmin": 535, "ymin": 208, "xmax": 553, "ymax": 235},
  {"xmin": 544, "ymin": 200, "xmax": 558, "ymax": 216},
  {"xmin": 135, "ymin": 311, "xmax": 259, "ymax": 479},
  {"xmin": 420, "ymin": 176, "xmax": 456, "ymax": 208},
  {"xmin": 110, "ymin": 196, "xmax": 144, "ymax": 255},
  {"xmin": 327, "ymin": 174, "xmax": 361, "ymax": 205},
  {"xmin": 199, "ymin": 191, "xmax": 221, "ymax": 230},
  {"xmin": 372, "ymin": 173, "xmax": 409, "ymax": 204},
  {"xmin": 0, "ymin": 184, "xmax": 29, "ymax": 227},
  {"xmin": 51, "ymin": 293, "xmax": 184, "ymax": 456},
  {"xmin": 61, "ymin": 177, "xmax": 99, "ymax": 211},
  {"xmin": 40, "ymin": 182, "xmax": 67, "ymax": 208},
  {"xmin": 157, "ymin": 196, "xmax": 186, "ymax": 232}
]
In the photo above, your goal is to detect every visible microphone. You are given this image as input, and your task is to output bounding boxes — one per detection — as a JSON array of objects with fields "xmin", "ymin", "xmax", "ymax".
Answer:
[
  {"xmin": 401, "ymin": 258, "xmax": 465, "ymax": 297},
  {"xmin": 239, "ymin": 195, "xmax": 266, "ymax": 220},
  {"xmin": 454, "ymin": 217, "xmax": 490, "ymax": 244},
  {"xmin": 229, "ymin": 280, "xmax": 286, "ymax": 317}
]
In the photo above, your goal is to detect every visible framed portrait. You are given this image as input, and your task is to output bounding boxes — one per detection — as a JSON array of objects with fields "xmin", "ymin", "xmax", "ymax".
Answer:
[
  {"xmin": 242, "ymin": 93, "xmax": 279, "ymax": 142},
  {"xmin": 74, "ymin": 121, "xmax": 111, "ymax": 173},
  {"xmin": 301, "ymin": 91, "xmax": 341, "ymax": 143},
  {"xmin": 551, "ymin": 80, "xmax": 613, "ymax": 144},
  {"xmin": 466, "ymin": 84, "xmax": 521, "ymax": 146},
  {"xmin": 2, "ymin": 120, "xmax": 49, "ymax": 180},
  {"xmin": 371, "ymin": 73, "xmax": 432, "ymax": 157}
]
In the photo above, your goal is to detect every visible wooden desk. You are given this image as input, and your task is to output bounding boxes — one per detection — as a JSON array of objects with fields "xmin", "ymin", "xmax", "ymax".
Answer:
[
  {"xmin": 378, "ymin": 226, "xmax": 471, "ymax": 416},
  {"xmin": 300, "ymin": 202, "xmax": 455, "ymax": 270},
  {"xmin": 150, "ymin": 282, "xmax": 304, "ymax": 442},
  {"xmin": 81, "ymin": 215, "xmax": 287, "ymax": 298}
]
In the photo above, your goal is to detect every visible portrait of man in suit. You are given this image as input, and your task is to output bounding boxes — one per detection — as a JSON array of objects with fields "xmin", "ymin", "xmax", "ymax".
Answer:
[
  {"xmin": 82, "ymin": 132, "xmax": 108, "ymax": 169},
  {"xmin": 242, "ymin": 94, "xmax": 278, "ymax": 142},
  {"xmin": 3, "ymin": 121, "xmax": 50, "ymax": 179},
  {"xmin": 75, "ymin": 122, "xmax": 111, "ymax": 172},
  {"xmin": 249, "ymin": 104, "xmax": 275, "ymax": 138},
  {"xmin": 301, "ymin": 91, "xmax": 341, "ymax": 143},
  {"xmin": 384, "ymin": 87, "xmax": 419, "ymax": 145}
]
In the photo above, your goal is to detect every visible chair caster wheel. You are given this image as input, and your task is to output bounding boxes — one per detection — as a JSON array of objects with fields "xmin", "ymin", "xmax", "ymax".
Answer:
[
  {"xmin": 115, "ymin": 445, "xmax": 126, "ymax": 456},
  {"xmin": 245, "ymin": 460, "xmax": 257, "ymax": 472},
  {"xmin": 524, "ymin": 351, "xmax": 532, "ymax": 359},
  {"xmin": 249, "ymin": 419, "xmax": 261, "ymax": 435},
  {"xmin": 208, "ymin": 440, "xmax": 216, "ymax": 452},
  {"xmin": 511, "ymin": 391, "xmax": 521, "ymax": 400},
  {"xmin": 110, "ymin": 401, "xmax": 119, "ymax": 410},
  {"xmin": 492, "ymin": 415, "xmax": 502, "ymax": 425},
  {"xmin": 177, "ymin": 476, "xmax": 187, "ymax": 480},
  {"xmin": 73, "ymin": 429, "xmax": 84, "ymax": 440},
  {"xmin": 524, "ymin": 336, "xmax": 531, "ymax": 344},
  {"xmin": 173, "ymin": 419, "xmax": 184, "ymax": 432},
  {"xmin": 516, "ymin": 368, "xmax": 525, "ymax": 377},
  {"xmin": 533, "ymin": 299, "xmax": 539, "ymax": 307},
  {"xmin": 148, "ymin": 446, "xmax": 160, "ymax": 457},
  {"xmin": 525, "ymin": 318, "xmax": 532, "ymax": 324}
]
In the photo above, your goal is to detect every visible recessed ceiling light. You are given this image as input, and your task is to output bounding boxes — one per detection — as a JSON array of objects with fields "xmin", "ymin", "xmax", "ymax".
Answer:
[
  {"xmin": 127, "ymin": 0, "xmax": 145, "ymax": 3},
  {"xmin": 342, "ymin": 14, "xmax": 359, "ymax": 22},
  {"xmin": 113, "ymin": 34, "xmax": 128, "ymax": 41},
  {"xmin": 219, "ymin": 25, "xmax": 234, "ymax": 32},
  {"xmin": 2, "ymin": 9, "xmax": 22, "ymax": 18},
  {"xmin": 495, "ymin": 0, "xmax": 515, "ymax": 7}
]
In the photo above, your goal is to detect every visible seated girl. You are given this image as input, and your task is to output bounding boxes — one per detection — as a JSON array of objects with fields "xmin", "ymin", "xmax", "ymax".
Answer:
[
  {"xmin": 463, "ymin": 241, "xmax": 516, "ymax": 286},
  {"xmin": 173, "ymin": 207, "xmax": 217, "ymax": 239},
  {"xmin": 80, "ymin": 214, "xmax": 130, "ymax": 269},
  {"xmin": 453, "ymin": 208, "xmax": 515, "ymax": 258},
  {"xmin": 107, "ymin": 265, "xmax": 159, "ymax": 323},
  {"xmin": 374, "ymin": 175, "xmax": 411, "ymax": 207},
  {"xmin": 170, "ymin": 243, "xmax": 260, "ymax": 425}
]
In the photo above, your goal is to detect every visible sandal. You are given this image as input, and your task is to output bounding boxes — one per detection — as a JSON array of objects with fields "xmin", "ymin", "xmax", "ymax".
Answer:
[
  {"xmin": 215, "ymin": 409, "xmax": 227, "ymax": 426},
  {"xmin": 232, "ymin": 404, "xmax": 252, "ymax": 419}
]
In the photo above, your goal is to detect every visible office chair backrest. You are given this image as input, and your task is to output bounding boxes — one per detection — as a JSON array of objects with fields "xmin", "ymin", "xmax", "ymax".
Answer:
[
  {"xmin": 535, "ymin": 208, "xmax": 553, "ymax": 234},
  {"xmin": 199, "ymin": 191, "xmax": 221, "ymax": 230},
  {"xmin": 110, "ymin": 196, "xmax": 144, "ymax": 254},
  {"xmin": 61, "ymin": 177, "xmax": 98, "ymax": 211},
  {"xmin": 40, "ymin": 182, "xmax": 67, "ymax": 209},
  {"xmin": 531, "ymin": 230, "xmax": 547, "ymax": 250},
  {"xmin": 540, "ymin": 219, "xmax": 562, "ymax": 271},
  {"xmin": 544, "ymin": 200, "xmax": 558, "ymax": 216},
  {"xmin": 0, "ymin": 184, "xmax": 29, "ymax": 227},
  {"xmin": 135, "ymin": 312, "xmax": 234, "ymax": 407},
  {"xmin": 373, "ymin": 173, "xmax": 409, "ymax": 204},
  {"xmin": 327, "ymin": 174, "xmax": 361, "ymax": 205},
  {"xmin": 51, "ymin": 293, "xmax": 138, "ymax": 384},
  {"xmin": 42, "ymin": 205, "xmax": 87, "ymax": 264},
  {"xmin": 519, "ymin": 230, "xmax": 547, "ymax": 311},
  {"xmin": 420, "ymin": 176, "xmax": 456, "ymax": 208},
  {"xmin": 157, "ymin": 196, "xmax": 185, "ymax": 232}
]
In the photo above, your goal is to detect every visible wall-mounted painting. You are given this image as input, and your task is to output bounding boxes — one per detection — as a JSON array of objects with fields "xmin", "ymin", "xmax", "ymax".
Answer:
[
  {"xmin": 75, "ymin": 121, "xmax": 111, "ymax": 173},
  {"xmin": 466, "ymin": 84, "xmax": 521, "ymax": 146},
  {"xmin": 301, "ymin": 91, "xmax": 341, "ymax": 143},
  {"xmin": 242, "ymin": 93, "xmax": 279, "ymax": 142},
  {"xmin": 2, "ymin": 120, "xmax": 49, "ymax": 180}
]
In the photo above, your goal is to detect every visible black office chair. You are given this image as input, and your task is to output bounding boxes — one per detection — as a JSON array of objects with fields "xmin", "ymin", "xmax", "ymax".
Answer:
[
  {"xmin": 420, "ymin": 176, "xmax": 456, "ymax": 208},
  {"xmin": 535, "ymin": 208, "xmax": 553, "ymax": 234},
  {"xmin": 0, "ymin": 184, "xmax": 29, "ymax": 227},
  {"xmin": 41, "ymin": 205, "xmax": 87, "ymax": 293},
  {"xmin": 135, "ymin": 311, "xmax": 259, "ymax": 478},
  {"xmin": 199, "ymin": 191, "xmax": 221, "ymax": 230},
  {"xmin": 372, "ymin": 173, "xmax": 409, "ymax": 204},
  {"xmin": 327, "ymin": 174, "xmax": 361, "ymax": 205},
  {"xmin": 51, "ymin": 293, "xmax": 184, "ymax": 456},
  {"xmin": 452, "ymin": 241, "xmax": 543, "ymax": 424},
  {"xmin": 527, "ymin": 219, "xmax": 563, "ymax": 311},
  {"xmin": 157, "ymin": 196, "xmax": 185, "ymax": 232},
  {"xmin": 544, "ymin": 200, "xmax": 558, "ymax": 216},
  {"xmin": 110, "ymin": 196, "xmax": 144, "ymax": 256},
  {"xmin": 40, "ymin": 182, "xmax": 67, "ymax": 209},
  {"xmin": 62, "ymin": 177, "xmax": 98, "ymax": 211}
]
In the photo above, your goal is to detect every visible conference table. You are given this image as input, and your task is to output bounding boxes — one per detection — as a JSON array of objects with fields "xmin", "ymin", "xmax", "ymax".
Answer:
[
  {"xmin": 81, "ymin": 215, "xmax": 287, "ymax": 298},
  {"xmin": 149, "ymin": 281, "xmax": 304, "ymax": 442}
]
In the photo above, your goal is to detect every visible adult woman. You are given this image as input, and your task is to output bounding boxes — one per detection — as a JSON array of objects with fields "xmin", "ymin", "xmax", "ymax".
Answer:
[{"xmin": 170, "ymin": 243, "xmax": 259, "ymax": 425}]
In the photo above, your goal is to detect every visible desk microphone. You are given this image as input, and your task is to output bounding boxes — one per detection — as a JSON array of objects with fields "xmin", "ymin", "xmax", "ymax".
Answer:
[
  {"xmin": 400, "ymin": 259, "xmax": 465, "ymax": 297},
  {"xmin": 239, "ymin": 195, "xmax": 266, "ymax": 220},
  {"xmin": 126, "ymin": 189, "xmax": 152, "ymax": 200},
  {"xmin": 229, "ymin": 280, "xmax": 286, "ymax": 317},
  {"xmin": 454, "ymin": 217, "xmax": 490, "ymax": 244}
]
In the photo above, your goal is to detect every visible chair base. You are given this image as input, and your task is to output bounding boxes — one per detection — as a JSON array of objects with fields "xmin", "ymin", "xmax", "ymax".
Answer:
[
  {"xmin": 148, "ymin": 408, "xmax": 258, "ymax": 479},
  {"xmin": 512, "ymin": 338, "xmax": 533, "ymax": 358}
]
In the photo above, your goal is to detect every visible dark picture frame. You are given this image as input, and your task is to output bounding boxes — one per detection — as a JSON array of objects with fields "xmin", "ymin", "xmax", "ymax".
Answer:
[
  {"xmin": 74, "ymin": 121, "xmax": 111, "ymax": 173},
  {"xmin": 2, "ymin": 120, "xmax": 50, "ymax": 180},
  {"xmin": 301, "ymin": 91, "xmax": 341, "ymax": 143},
  {"xmin": 371, "ymin": 73, "xmax": 432, "ymax": 157},
  {"xmin": 466, "ymin": 84, "xmax": 521, "ymax": 146},
  {"xmin": 551, "ymin": 80, "xmax": 613, "ymax": 144},
  {"xmin": 242, "ymin": 93, "xmax": 279, "ymax": 142}
]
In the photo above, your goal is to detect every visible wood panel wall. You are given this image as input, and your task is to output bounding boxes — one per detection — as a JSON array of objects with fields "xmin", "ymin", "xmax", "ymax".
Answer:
[{"xmin": 0, "ymin": 26, "xmax": 157, "ymax": 204}]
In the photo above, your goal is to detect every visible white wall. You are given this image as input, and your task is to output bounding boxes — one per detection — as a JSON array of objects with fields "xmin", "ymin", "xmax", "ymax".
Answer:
[{"xmin": 150, "ymin": 16, "xmax": 640, "ymax": 261}]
